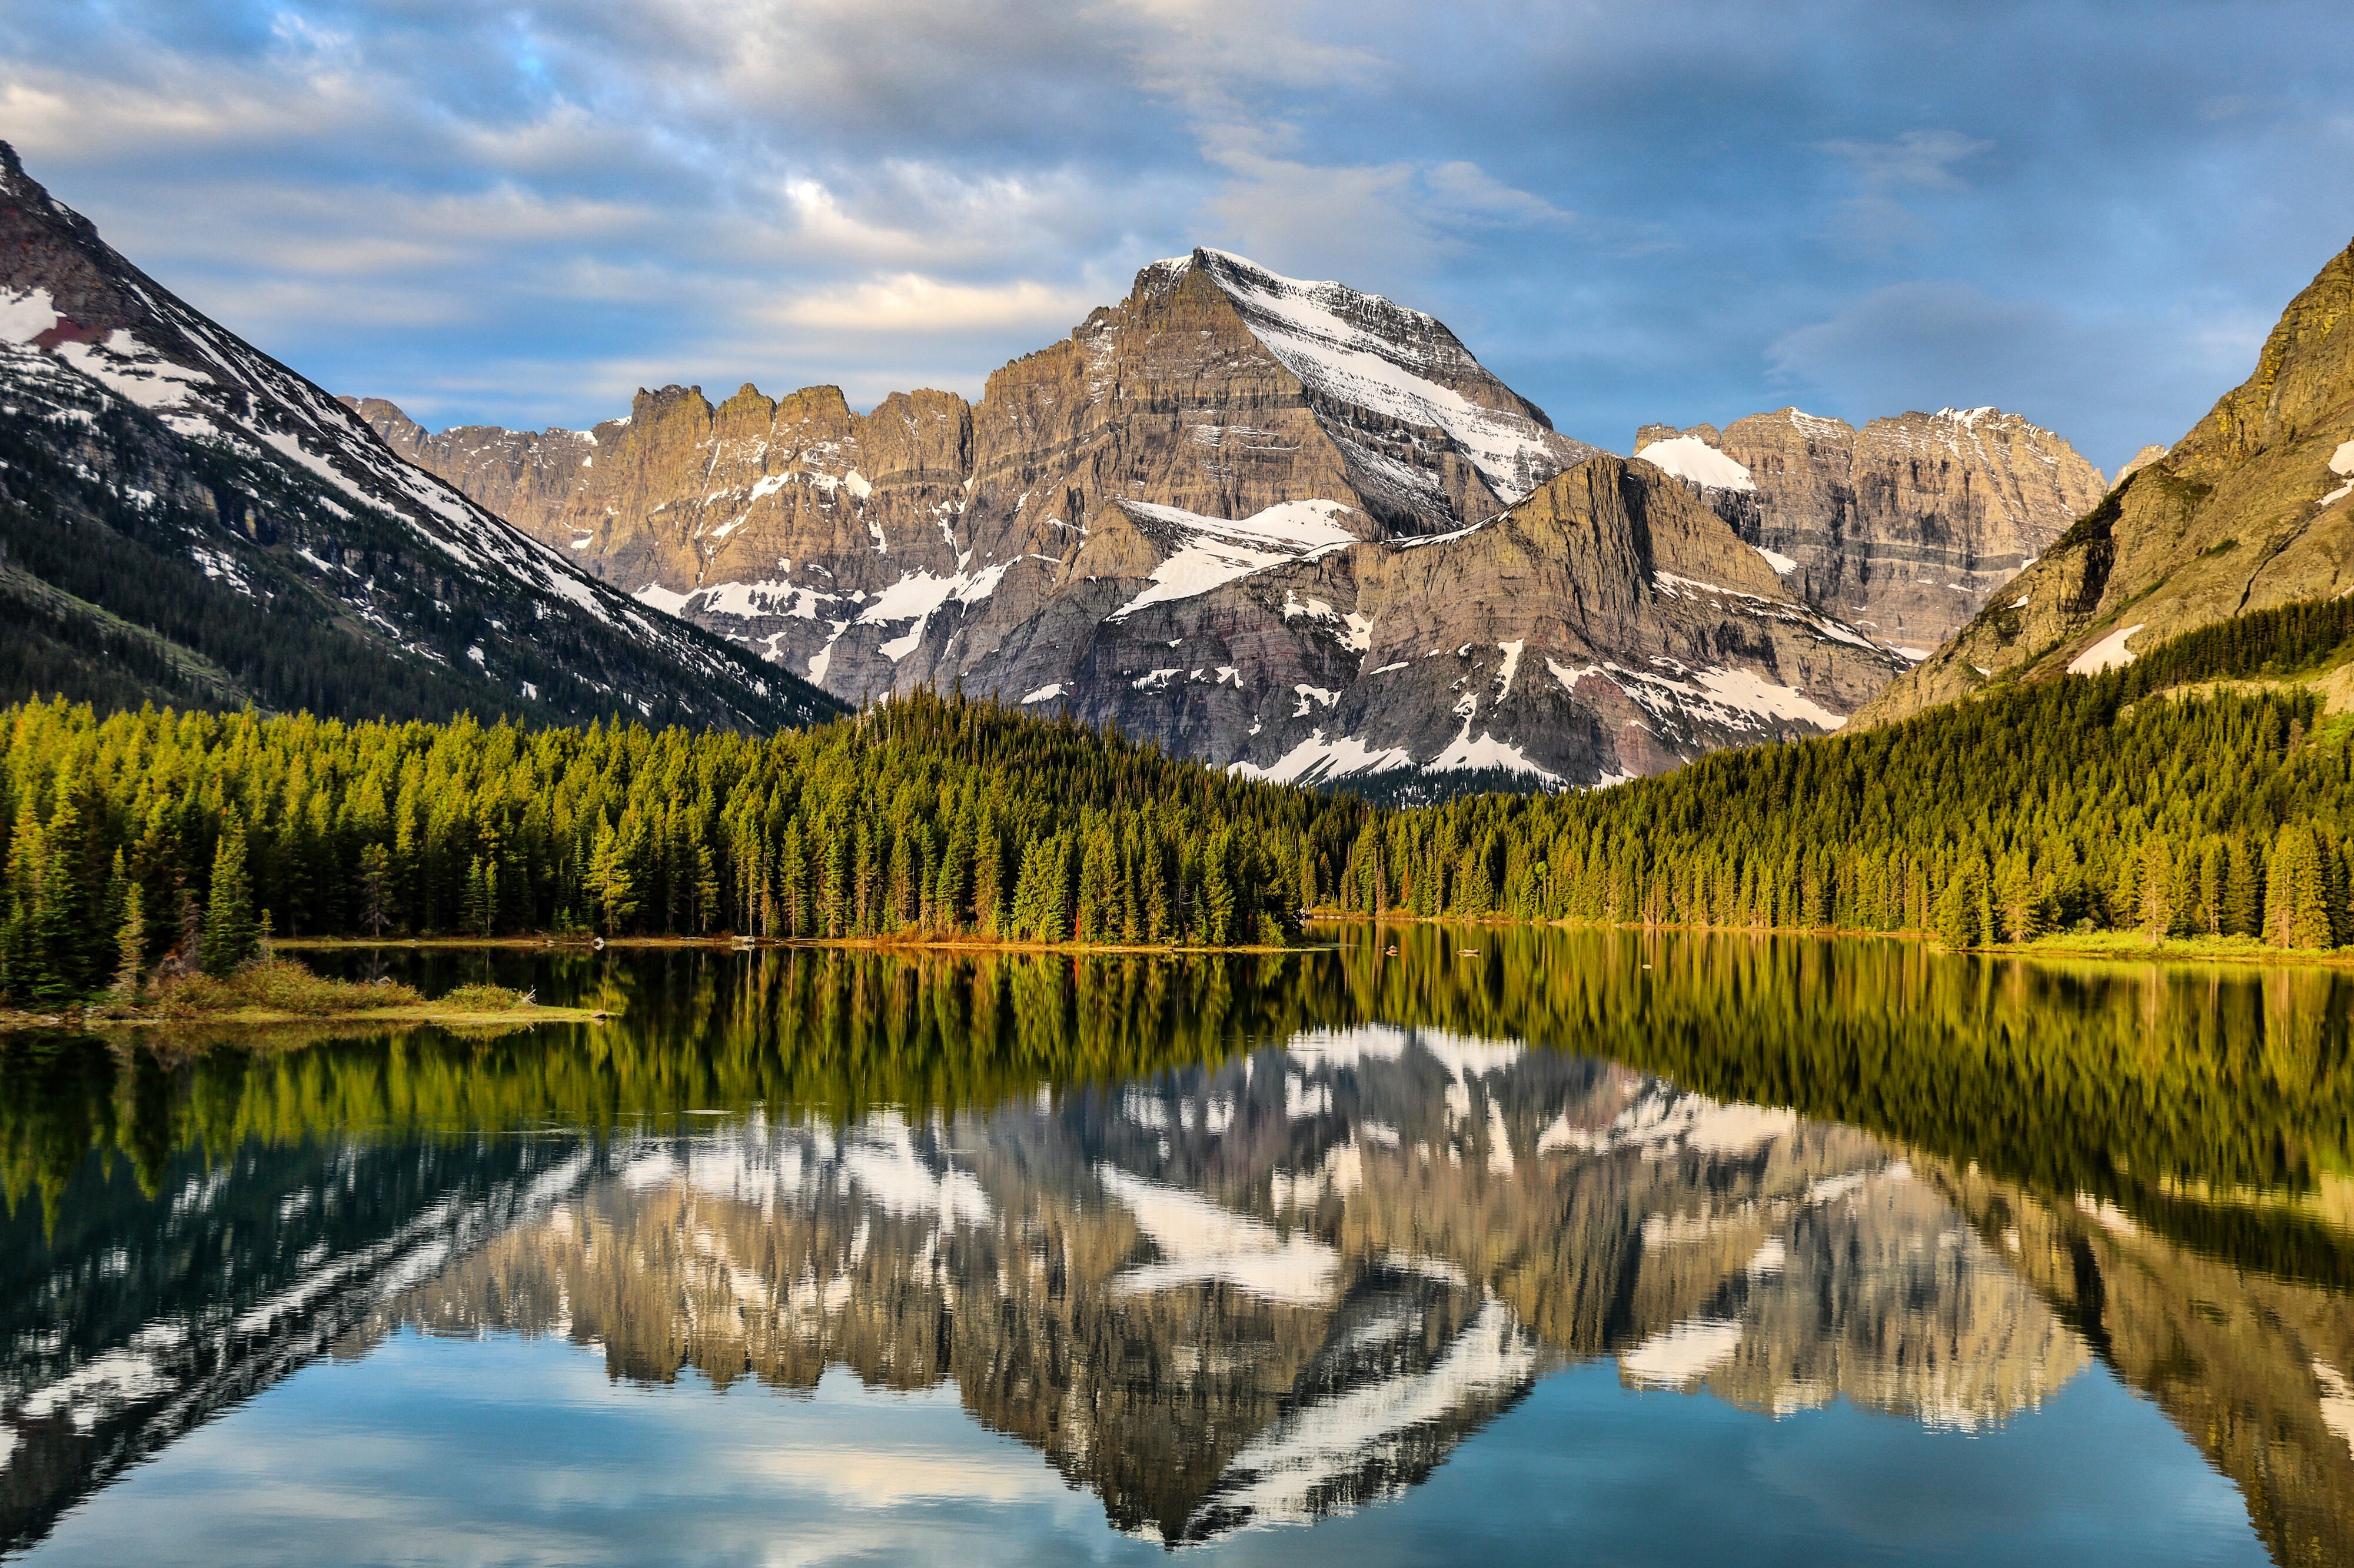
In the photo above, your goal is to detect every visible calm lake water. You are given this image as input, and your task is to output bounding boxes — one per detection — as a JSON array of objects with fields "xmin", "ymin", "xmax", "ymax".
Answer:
[{"xmin": 4, "ymin": 924, "xmax": 2350, "ymax": 1564}]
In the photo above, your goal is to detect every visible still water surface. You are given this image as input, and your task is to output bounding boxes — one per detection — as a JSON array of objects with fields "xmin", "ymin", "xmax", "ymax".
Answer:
[{"xmin": 3, "ymin": 925, "xmax": 2350, "ymax": 1564}]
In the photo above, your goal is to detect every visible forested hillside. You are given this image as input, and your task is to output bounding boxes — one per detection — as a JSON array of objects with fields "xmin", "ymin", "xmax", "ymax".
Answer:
[
  {"xmin": 7, "ymin": 597, "xmax": 2354, "ymax": 1006},
  {"xmin": 0, "ymin": 693, "xmax": 1359, "ymax": 1004},
  {"xmin": 1342, "ymin": 597, "xmax": 2354, "ymax": 948}
]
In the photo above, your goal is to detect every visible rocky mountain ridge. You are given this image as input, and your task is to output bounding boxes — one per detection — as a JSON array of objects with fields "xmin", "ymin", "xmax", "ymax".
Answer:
[
  {"xmin": 0, "ymin": 140, "xmax": 836, "ymax": 730},
  {"xmin": 361, "ymin": 250, "xmax": 1908, "ymax": 788},
  {"xmin": 1858, "ymin": 235, "xmax": 2354, "ymax": 726},
  {"xmin": 1631, "ymin": 405, "xmax": 2107, "ymax": 653}
]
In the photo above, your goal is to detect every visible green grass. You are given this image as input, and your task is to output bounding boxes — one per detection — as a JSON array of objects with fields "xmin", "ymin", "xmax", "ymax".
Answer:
[
  {"xmin": 142, "ymin": 958, "xmax": 424, "ymax": 1017},
  {"xmin": 1994, "ymin": 930, "xmax": 2345, "ymax": 963}
]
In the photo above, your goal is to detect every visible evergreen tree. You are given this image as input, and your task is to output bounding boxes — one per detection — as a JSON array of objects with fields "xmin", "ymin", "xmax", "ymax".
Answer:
[
  {"xmin": 357, "ymin": 843, "xmax": 393, "ymax": 937},
  {"xmin": 2225, "ymin": 834, "xmax": 2263, "ymax": 937},
  {"xmin": 1936, "ymin": 865, "xmax": 1985, "ymax": 950},
  {"xmin": 588, "ymin": 822, "xmax": 638, "ymax": 937},
  {"xmin": 111, "ymin": 874, "xmax": 145, "ymax": 1001},
  {"xmin": 200, "ymin": 817, "xmax": 257, "ymax": 977}
]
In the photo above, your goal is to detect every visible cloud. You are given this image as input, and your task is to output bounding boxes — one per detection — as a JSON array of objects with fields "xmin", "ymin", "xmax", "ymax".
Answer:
[
  {"xmin": 1816, "ymin": 129, "xmax": 1992, "ymax": 252},
  {"xmin": 2, "ymin": 0, "xmax": 2348, "ymax": 473},
  {"xmin": 1198, "ymin": 125, "xmax": 1577, "ymax": 289},
  {"xmin": 766, "ymin": 274, "xmax": 1103, "ymax": 334},
  {"xmin": 1818, "ymin": 129, "xmax": 1991, "ymax": 194}
]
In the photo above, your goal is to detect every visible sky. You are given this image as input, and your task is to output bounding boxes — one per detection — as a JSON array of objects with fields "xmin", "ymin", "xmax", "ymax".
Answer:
[{"xmin": 6, "ymin": 2, "xmax": 2352, "ymax": 474}]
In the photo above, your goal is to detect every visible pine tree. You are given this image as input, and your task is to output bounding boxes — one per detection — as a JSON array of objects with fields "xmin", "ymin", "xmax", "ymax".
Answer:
[
  {"xmin": 588, "ymin": 822, "xmax": 638, "ymax": 937},
  {"xmin": 693, "ymin": 843, "xmax": 719, "ymax": 934},
  {"xmin": 1996, "ymin": 855, "xmax": 2043, "ymax": 942},
  {"xmin": 201, "ymin": 818, "xmax": 257, "ymax": 977},
  {"xmin": 111, "ymin": 876, "xmax": 145, "ymax": 1002},
  {"xmin": 2272, "ymin": 829, "xmax": 2336, "ymax": 949},
  {"xmin": 463, "ymin": 855, "xmax": 498, "ymax": 937},
  {"xmin": 1936, "ymin": 865, "xmax": 1985, "ymax": 950},
  {"xmin": 357, "ymin": 843, "xmax": 393, "ymax": 937},
  {"xmin": 2225, "ymin": 834, "xmax": 2263, "ymax": 937},
  {"xmin": 0, "ymin": 807, "xmax": 59, "ymax": 1003}
]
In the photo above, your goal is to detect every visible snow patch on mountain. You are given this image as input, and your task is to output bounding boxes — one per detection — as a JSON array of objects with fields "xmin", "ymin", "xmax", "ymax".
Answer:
[
  {"xmin": 0, "ymin": 285, "xmax": 57, "ymax": 343},
  {"xmin": 1176, "ymin": 249, "xmax": 1581, "ymax": 505},
  {"xmin": 2068, "ymin": 622, "xmax": 2144, "ymax": 675},
  {"xmin": 1635, "ymin": 435, "xmax": 1756, "ymax": 493},
  {"xmin": 1109, "ymin": 498, "xmax": 1359, "ymax": 619},
  {"xmin": 1429, "ymin": 724, "xmax": 1561, "ymax": 780},
  {"xmin": 1228, "ymin": 731, "xmax": 1414, "ymax": 787}
]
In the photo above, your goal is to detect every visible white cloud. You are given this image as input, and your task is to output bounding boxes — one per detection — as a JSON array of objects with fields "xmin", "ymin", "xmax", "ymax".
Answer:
[
  {"xmin": 1816, "ymin": 129, "xmax": 1991, "ymax": 253},
  {"xmin": 766, "ymin": 273, "xmax": 1101, "ymax": 334}
]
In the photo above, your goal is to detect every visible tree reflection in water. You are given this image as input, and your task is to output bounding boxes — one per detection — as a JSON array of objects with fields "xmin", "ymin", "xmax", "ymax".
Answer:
[{"xmin": 2, "ymin": 927, "xmax": 2349, "ymax": 1562}]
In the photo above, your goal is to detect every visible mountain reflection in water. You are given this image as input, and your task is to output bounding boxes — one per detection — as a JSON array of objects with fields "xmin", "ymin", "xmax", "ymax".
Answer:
[{"xmin": 1, "ymin": 927, "xmax": 2348, "ymax": 1563}]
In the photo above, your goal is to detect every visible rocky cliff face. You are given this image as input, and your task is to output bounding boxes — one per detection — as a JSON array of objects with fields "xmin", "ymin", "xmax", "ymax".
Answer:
[
  {"xmin": 0, "ymin": 140, "xmax": 833, "ymax": 731},
  {"xmin": 1857, "ymin": 236, "xmax": 2354, "ymax": 727},
  {"xmin": 351, "ymin": 398, "xmax": 594, "ymax": 536},
  {"xmin": 1632, "ymin": 407, "xmax": 2106, "ymax": 654},
  {"xmin": 361, "ymin": 251, "xmax": 1909, "ymax": 787}
]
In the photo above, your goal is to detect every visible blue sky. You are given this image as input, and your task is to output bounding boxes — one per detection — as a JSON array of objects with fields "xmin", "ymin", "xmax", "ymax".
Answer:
[{"xmin": 8, "ymin": 1, "xmax": 2352, "ymax": 472}]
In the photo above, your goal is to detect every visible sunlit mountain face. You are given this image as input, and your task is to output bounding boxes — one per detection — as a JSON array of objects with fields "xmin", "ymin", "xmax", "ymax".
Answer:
[{"xmin": 2, "ymin": 930, "xmax": 2349, "ymax": 1562}]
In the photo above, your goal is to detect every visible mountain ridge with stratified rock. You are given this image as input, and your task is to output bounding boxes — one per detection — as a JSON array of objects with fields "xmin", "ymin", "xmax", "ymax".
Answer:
[{"xmin": 358, "ymin": 249, "xmax": 1909, "ymax": 788}]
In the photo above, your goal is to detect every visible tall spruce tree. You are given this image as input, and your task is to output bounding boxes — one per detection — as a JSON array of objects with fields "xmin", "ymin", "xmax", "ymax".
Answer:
[{"xmin": 200, "ymin": 817, "xmax": 257, "ymax": 977}]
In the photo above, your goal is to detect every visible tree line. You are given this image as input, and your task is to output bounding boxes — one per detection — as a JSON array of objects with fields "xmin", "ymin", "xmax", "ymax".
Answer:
[
  {"xmin": 1316, "ymin": 596, "xmax": 2354, "ymax": 951},
  {"xmin": 6, "ymin": 598, "xmax": 2354, "ymax": 1005},
  {"xmin": 0, "ymin": 691, "xmax": 1360, "ymax": 1004}
]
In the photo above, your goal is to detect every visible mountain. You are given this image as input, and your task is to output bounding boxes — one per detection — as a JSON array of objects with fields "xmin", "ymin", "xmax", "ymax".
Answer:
[
  {"xmin": 1858, "ymin": 237, "xmax": 2354, "ymax": 727},
  {"xmin": 0, "ymin": 142, "xmax": 837, "ymax": 731},
  {"xmin": 360, "ymin": 250, "xmax": 1904, "ymax": 789},
  {"xmin": 1632, "ymin": 407, "xmax": 2106, "ymax": 655}
]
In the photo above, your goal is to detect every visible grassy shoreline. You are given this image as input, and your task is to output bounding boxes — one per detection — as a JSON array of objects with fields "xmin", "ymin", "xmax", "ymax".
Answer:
[
  {"xmin": 1301, "ymin": 910, "xmax": 2354, "ymax": 969},
  {"xmin": 0, "ymin": 956, "xmax": 607, "ymax": 1034},
  {"xmin": 274, "ymin": 934, "xmax": 1313, "ymax": 957},
  {"xmin": 288, "ymin": 920, "xmax": 2354, "ymax": 969},
  {"xmin": 0, "ymin": 1001, "xmax": 609, "ymax": 1032}
]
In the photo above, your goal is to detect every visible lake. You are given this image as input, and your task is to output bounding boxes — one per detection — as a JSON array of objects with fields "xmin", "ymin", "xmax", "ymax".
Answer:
[{"xmin": 3, "ymin": 924, "xmax": 2349, "ymax": 1565}]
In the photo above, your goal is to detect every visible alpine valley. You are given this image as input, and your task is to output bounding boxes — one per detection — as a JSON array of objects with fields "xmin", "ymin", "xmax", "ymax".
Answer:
[{"xmin": 357, "ymin": 250, "xmax": 2105, "ymax": 792}]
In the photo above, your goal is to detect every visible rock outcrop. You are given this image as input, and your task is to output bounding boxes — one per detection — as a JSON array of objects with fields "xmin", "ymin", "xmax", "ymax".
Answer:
[
  {"xmin": 1632, "ymin": 407, "xmax": 2106, "ymax": 654},
  {"xmin": 1857, "ymin": 237, "xmax": 2354, "ymax": 727},
  {"xmin": 2116, "ymin": 443, "xmax": 2170, "ymax": 484},
  {"xmin": 360, "ymin": 251, "xmax": 1907, "ymax": 787},
  {"xmin": 0, "ymin": 139, "xmax": 832, "ymax": 731}
]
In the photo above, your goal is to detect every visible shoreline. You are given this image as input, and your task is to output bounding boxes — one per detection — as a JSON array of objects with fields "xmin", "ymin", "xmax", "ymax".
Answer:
[
  {"xmin": 1302, "ymin": 911, "xmax": 2354, "ymax": 970},
  {"xmin": 0, "ymin": 1002, "xmax": 608, "ymax": 1033},
  {"xmin": 274, "ymin": 935, "xmax": 1315, "ymax": 957},
  {"xmin": 194, "ymin": 923, "xmax": 2354, "ymax": 975}
]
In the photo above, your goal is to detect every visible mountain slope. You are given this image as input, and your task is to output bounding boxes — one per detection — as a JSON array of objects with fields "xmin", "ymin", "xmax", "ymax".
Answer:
[
  {"xmin": 1632, "ymin": 407, "xmax": 2105, "ymax": 652},
  {"xmin": 1858, "ymin": 236, "xmax": 2354, "ymax": 727},
  {"xmin": 0, "ymin": 142, "xmax": 837, "ymax": 730},
  {"xmin": 361, "ymin": 252, "xmax": 1909, "ymax": 787}
]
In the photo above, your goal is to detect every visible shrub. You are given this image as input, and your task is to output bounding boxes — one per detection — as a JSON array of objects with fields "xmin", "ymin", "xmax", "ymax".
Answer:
[
  {"xmin": 148, "ymin": 957, "xmax": 420, "ymax": 1017},
  {"xmin": 436, "ymin": 983, "xmax": 528, "ymax": 1012}
]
